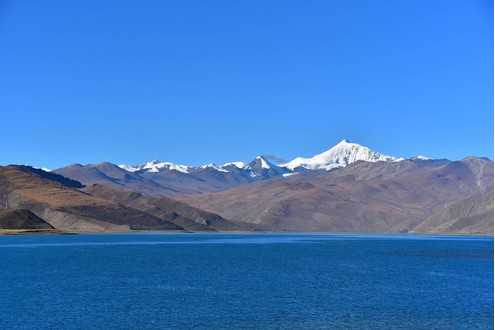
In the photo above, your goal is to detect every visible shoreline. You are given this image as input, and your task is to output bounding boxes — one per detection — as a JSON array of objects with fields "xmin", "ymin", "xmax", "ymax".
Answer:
[
  {"xmin": 0, "ymin": 228, "xmax": 492, "ymax": 237},
  {"xmin": 0, "ymin": 229, "xmax": 70, "ymax": 236}
]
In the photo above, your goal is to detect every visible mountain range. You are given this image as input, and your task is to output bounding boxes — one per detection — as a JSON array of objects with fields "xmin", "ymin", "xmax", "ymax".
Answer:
[
  {"xmin": 178, "ymin": 157, "xmax": 493, "ymax": 235},
  {"xmin": 1, "ymin": 140, "xmax": 492, "ymax": 235},
  {"xmin": 0, "ymin": 165, "xmax": 255, "ymax": 232},
  {"xmin": 53, "ymin": 140, "xmax": 403, "ymax": 197}
]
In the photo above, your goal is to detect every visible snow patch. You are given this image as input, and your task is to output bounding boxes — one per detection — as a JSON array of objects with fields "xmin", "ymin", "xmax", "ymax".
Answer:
[
  {"xmin": 223, "ymin": 162, "xmax": 248, "ymax": 169},
  {"xmin": 412, "ymin": 155, "xmax": 431, "ymax": 160},
  {"xmin": 200, "ymin": 163, "xmax": 230, "ymax": 173},
  {"xmin": 257, "ymin": 156, "xmax": 271, "ymax": 169},
  {"xmin": 32, "ymin": 166, "xmax": 52, "ymax": 172},
  {"xmin": 119, "ymin": 160, "xmax": 194, "ymax": 174},
  {"xmin": 118, "ymin": 164, "xmax": 140, "ymax": 172}
]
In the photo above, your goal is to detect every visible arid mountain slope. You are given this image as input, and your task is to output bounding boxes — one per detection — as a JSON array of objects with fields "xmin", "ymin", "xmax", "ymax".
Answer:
[
  {"xmin": 0, "ymin": 208, "xmax": 54, "ymax": 229},
  {"xmin": 54, "ymin": 162, "xmax": 180, "ymax": 197},
  {"xmin": 0, "ymin": 165, "xmax": 251, "ymax": 232},
  {"xmin": 177, "ymin": 158, "xmax": 493, "ymax": 235},
  {"xmin": 2, "ymin": 156, "xmax": 492, "ymax": 235},
  {"xmin": 82, "ymin": 184, "xmax": 257, "ymax": 231},
  {"xmin": 0, "ymin": 166, "xmax": 185, "ymax": 231},
  {"xmin": 411, "ymin": 185, "xmax": 494, "ymax": 235},
  {"xmin": 55, "ymin": 162, "xmax": 258, "ymax": 197}
]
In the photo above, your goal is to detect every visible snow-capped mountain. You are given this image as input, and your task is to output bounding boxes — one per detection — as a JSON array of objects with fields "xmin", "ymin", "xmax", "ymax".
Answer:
[
  {"xmin": 411, "ymin": 155, "xmax": 431, "ymax": 161},
  {"xmin": 53, "ymin": 139, "xmax": 435, "ymax": 198},
  {"xmin": 199, "ymin": 163, "xmax": 230, "ymax": 173},
  {"xmin": 118, "ymin": 156, "xmax": 290, "ymax": 179},
  {"xmin": 245, "ymin": 156, "xmax": 290, "ymax": 178},
  {"xmin": 117, "ymin": 140, "xmax": 405, "ymax": 176},
  {"xmin": 282, "ymin": 139, "xmax": 403, "ymax": 171},
  {"xmin": 119, "ymin": 160, "xmax": 194, "ymax": 174},
  {"xmin": 222, "ymin": 162, "xmax": 248, "ymax": 169}
]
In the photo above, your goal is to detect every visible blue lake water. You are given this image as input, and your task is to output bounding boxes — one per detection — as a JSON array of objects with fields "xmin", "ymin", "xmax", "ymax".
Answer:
[{"xmin": 0, "ymin": 233, "xmax": 492, "ymax": 329}]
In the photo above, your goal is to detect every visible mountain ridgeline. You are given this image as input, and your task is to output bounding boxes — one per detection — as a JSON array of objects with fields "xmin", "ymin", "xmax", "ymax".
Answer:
[
  {"xmin": 178, "ymin": 157, "xmax": 493, "ymax": 235},
  {"xmin": 0, "ymin": 165, "xmax": 256, "ymax": 232},
  {"xmin": 1, "ymin": 140, "xmax": 492, "ymax": 235},
  {"xmin": 54, "ymin": 140, "xmax": 400, "ymax": 198}
]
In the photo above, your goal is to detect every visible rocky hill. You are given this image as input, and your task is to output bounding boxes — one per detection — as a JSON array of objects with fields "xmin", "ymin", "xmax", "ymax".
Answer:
[
  {"xmin": 0, "ymin": 165, "xmax": 243, "ymax": 232},
  {"xmin": 0, "ymin": 208, "xmax": 54, "ymax": 230},
  {"xmin": 82, "ymin": 184, "xmax": 258, "ymax": 231},
  {"xmin": 3, "ymin": 141, "xmax": 492, "ymax": 235},
  {"xmin": 177, "ymin": 157, "xmax": 494, "ymax": 235}
]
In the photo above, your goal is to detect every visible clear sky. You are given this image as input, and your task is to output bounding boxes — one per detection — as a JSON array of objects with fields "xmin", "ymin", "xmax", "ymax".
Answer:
[{"xmin": 0, "ymin": 0, "xmax": 493, "ymax": 169}]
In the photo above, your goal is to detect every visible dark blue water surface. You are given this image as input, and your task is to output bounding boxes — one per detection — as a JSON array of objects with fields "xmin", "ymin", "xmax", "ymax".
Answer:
[{"xmin": 0, "ymin": 233, "xmax": 492, "ymax": 329}]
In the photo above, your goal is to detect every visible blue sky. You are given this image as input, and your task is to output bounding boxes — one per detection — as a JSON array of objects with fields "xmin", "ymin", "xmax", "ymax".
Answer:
[{"xmin": 0, "ymin": 0, "xmax": 493, "ymax": 169}]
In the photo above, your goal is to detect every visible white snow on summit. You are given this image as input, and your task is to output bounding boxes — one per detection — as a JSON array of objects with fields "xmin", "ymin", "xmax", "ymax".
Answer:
[
  {"xmin": 257, "ymin": 156, "xmax": 272, "ymax": 169},
  {"xmin": 282, "ymin": 139, "xmax": 402, "ymax": 171},
  {"xmin": 411, "ymin": 155, "xmax": 431, "ymax": 160},
  {"xmin": 118, "ymin": 139, "xmax": 405, "ymax": 175},
  {"xmin": 223, "ymin": 161, "xmax": 248, "ymax": 169},
  {"xmin": 32, "ymin": 166, "xmax": 52, "ymax": 172},
  {"xmin": 119, "ymin": 164, "xmax": 140, "ymax": 172},
  {"xmin": 246, "ymin": 156, "xmax": 290, "ymax": 177},
  {"xmin": 119, "ymin": 160, "xmax": 194, "ymax": 174},
  {"xmin": 200, "ymin": 163, "xmax": 230, "ymax": 172}
]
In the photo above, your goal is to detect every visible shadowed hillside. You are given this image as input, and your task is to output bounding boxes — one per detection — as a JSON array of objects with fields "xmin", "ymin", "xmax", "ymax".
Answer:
[
  {"xmin": 0, "ymin": 208, "xmax": 54, "ymax": 229},
  {"xmin": 1, "ymin": 157, "xmax": 492, "ymax": 235},
  {"xmin": 0, "ymin": 165, "xmax": 252, "ymax": 232},
  {"xmin": 82, "ymin": 184, "xmax": 259, "ymax": 231},
  {"xmin": 0, "ymin": 166, "xmax": 183, "ymax": 232}
]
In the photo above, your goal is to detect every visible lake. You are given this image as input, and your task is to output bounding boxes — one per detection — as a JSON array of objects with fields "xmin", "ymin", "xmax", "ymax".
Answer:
[{"xmin": 0, "ymin": 233, "xmax": 492, "ymax": 329}]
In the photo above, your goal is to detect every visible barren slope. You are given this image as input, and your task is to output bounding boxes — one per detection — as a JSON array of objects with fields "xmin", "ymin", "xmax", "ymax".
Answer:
[
  {"xmin": 0, "ymin": 166, "xmax": 183, "ymax": 232},
  {"xmin": 82, "ymin": 184, "xmax": 258, "ymax": 231},
  {"xmin": 0, "ymin": 208, "xmax": 54, "ymax": 229},
  {"xmin": 177, "ymin": 158, "xmax": 493, "ymax": 235}
]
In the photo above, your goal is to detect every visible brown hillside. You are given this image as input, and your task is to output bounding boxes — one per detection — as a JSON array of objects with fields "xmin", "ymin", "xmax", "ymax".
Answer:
[
  {"xmin": 177, "ymin": 158, "xmax": 494, "ymax": 235},
  {"xmin": 0, "ymin": 208, "xmax": 54, "ymax": 229},
  {"xmin": 0, "ymin": 166, "xmax": 182, "ymax": 232},
  {"xmin": 82, "ymin": 184, "xmax": 258, "ymax": 231}
]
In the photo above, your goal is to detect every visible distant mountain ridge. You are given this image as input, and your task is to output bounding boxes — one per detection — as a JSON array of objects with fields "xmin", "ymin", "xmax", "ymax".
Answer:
[
  {"xmin": 115, "ymin": 139, "xmax": 402, "ymax": 175},
  {"xmin": 1, "ymin": 140, "xmax": 492, "ymax": 235},
  {"xmin": 54, "ymin": 140, "xmax": 410, "ymax": 197},
  {"xmin": 117, "ymin": 155, "xmax": 291, "ymax": 178},
  {"xmin": 178, "ymin": 157, "xmax": 494, "ymax": 235},
  {"xmin": 0, "ymin": 165, "xmax": 252, "ymax": 232}
]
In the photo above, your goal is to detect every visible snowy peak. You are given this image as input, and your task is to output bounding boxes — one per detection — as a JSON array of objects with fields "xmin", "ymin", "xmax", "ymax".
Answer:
[
  {"xmin": 118, "ymin": 139, "xmax": 405, "ymax": 175},
  {"xmin": 283, "ymin": 140, "xmax": 401, "ymax": 171},
  {"xmin": 253, "ymin": 156, "xmax": 275, "ymax": 169},
  {"xmin": 223, "ymin": 161, "xmax": 248, "ymax": 169},
  {"xmin": 118, "ymin": 160, "xmax": 194, "ymax": 174},
  {"xmin": 200, "ymin": 163, "xmax": 230, "ymax": 173},
  {"xmin": 118, "ymin": 164, "xmax": 140, "ymax": 172},
  {"xmin": 138, "ymin": 160, "xmax": 161, "ymax": 171},
  {"xmin": 247, "ymin": 156, "xmax": 276, "ymax": 170},
  {"xmin": 246, "ymin": 156, "xmax": 289, "ymax": 178},
  {"xmin": 411, "ymin": 155, "xmax": 431, "ymax": 161}
]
